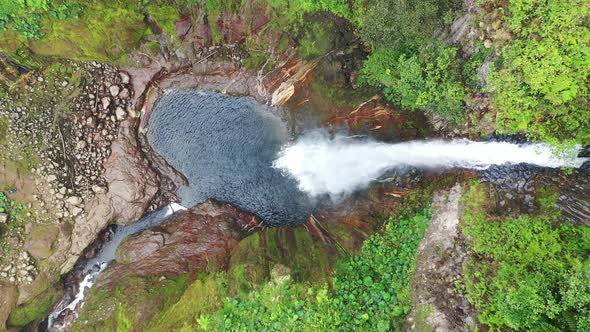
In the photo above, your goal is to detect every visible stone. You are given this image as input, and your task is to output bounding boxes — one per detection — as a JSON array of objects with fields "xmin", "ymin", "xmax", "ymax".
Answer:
[
  {"xmin": 46, "ymin": 174, "xmax": 57, "ymax": 182},
  {"xmin": 101, "ymin": 97, "xmax": 111, "ymax": 110},
  {"xmin": 71, "ymin": 207, "xmax": 83, "ymax": 217},
  {"xmin": 484, "ymin": 39, "xmax": 493, "ymax": 48},
  {"xmin": 109, "ymin": 85, "xmax": 120, "ymax": 97},
  {"xmin": 37, "ymin": 77, "xmax": 44, "ymax": 82},
  {"xmin": 0, "ymin": 213, "xmax": 7, "ymax": 224},
  {"xmin": 62, "ymin": 81, "xmax": 69, "ymax": 87},
  {"xmin": 115, "ymin": 107, "xmax": 127, "ymax": 121},
  {"xmin": 120, "ymin": 72, "xmax": 130, "ymax": 84},
  {"xmin": 91, "ymin": 185, "xmax": 106, "ymax": 194},
  {"xmin": 66, "ymin": 196, "xmax": 83, "ymax": 206},
  {"xmin": 101, "ymin": 200, "xmax": 251, "ymax": 282}
]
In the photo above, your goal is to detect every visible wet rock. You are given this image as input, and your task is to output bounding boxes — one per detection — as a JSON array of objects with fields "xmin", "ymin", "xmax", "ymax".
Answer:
[{"xmin": 100, "ymin": 200, "xmax": 251, "ymax": 283}]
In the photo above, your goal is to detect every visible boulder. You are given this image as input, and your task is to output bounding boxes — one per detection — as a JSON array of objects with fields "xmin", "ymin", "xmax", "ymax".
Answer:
[
  {"xmin": 99, "ymin": 200, "xmax": 252, "ymax": 284},
  {"xmin": 0, "ymin": 282, "xmax": 17, "ymax": 331}
]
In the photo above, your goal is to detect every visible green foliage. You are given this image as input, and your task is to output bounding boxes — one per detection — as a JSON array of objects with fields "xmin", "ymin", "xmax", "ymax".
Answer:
[
  {"xmin": 201, "ymin": 192, "xmax": 432, "ymax": 331},
  {"xmin": 461, "ymin": 184, "xmax": 590, "ymax": 331},
  {"xmin": 0, "ymin": 191, "xmax": 27, "ymax": 256},
  {"xmin": 360, "ymin": 43, "xmax": 467, "ymax": 123},
  {"xmin": 490, "ymin": 0, "xmax": 590, "ymax": 145},
  {"xmin": 330, "ymin": 207, "xmax": 431, "ymax": 331},
  {"xmin": 0, "ymin": 0, "xmax": 81, "ymax": 40},
  {"xmin": 357, "ymin": 0, "xmax": 462, "ymax": 50}
]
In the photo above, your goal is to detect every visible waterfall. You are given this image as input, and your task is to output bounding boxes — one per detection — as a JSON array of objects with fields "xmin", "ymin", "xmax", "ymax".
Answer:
[{"xmin": 273, "ymin": 132, "xmax": 587, "ymax": 197}]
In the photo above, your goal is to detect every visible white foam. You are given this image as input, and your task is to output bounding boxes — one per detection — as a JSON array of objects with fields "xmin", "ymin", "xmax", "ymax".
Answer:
[{"xmin": 274, "ymin": 133, "xmax": 586, "ymax": 197}]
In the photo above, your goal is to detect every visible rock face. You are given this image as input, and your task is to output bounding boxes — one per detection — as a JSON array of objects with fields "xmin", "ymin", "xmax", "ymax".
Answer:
[
  {"xmin": 408, "ymin": 184, "xmax": 476, "ymax": 331},
  {"xmin": 67, "ymin": 119, "xmax": 158, "ymax": 270},
  {"xmin": 99, "ymin": 200, "xmax": 252, "ymax": 285}
]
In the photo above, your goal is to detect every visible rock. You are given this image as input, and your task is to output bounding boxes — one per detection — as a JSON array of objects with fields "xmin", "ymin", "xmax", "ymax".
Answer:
[
  {"xmin": 62, "ymin": 81, "xmax": 69, "ymax": 87},
  {"xmin": 0, "ymin": 282, "xmax": 17, "ymax": 330},
  {"xmin": 484, "ymin": 39, "xmax": 493, "ymax": 48},
  {"xmin": 37, "ymin": 77, "xmax": 44, "ymax": 82},
  {"xmin": 100, "ymin": 200, "xmax": 250, "ymax": 283},
  {"xmin": 109, "ymin": 85, "xmax": 120, "ymax": 97},
  {"xmin": 115, "ymin": 107, "xmax": 127, "ymax": 121},
  {"xmin": 66, "ymin": 196, "xmax": 83, "ymax": 206},
  {"xmin": 68, "ymin": 120, "xmax": 158, "ymax": 263},
  {"xmin": 46, "ymin": 174, "xmax": 57, "ymax": 182},
  {"xmin": 101, "ymin": 97, "xmax": 110, "ymax": 110},
  {"xmin": 119, "ymin": 88, "xmax": 129, "ymax": 99},
  {"xmin": 91, "ymin": 185, "xmax": 106, "ymax": 194},
  {"xmin": 0, "ymin": 213, "xmax": 7, "ymax": 224},
  {"xmin": 71, "ymin": 207, "xmax": 83, "ymax": 217},
  {"xmin": 120, "ymin": 72, "xmax": 130, "ymax": 84}
]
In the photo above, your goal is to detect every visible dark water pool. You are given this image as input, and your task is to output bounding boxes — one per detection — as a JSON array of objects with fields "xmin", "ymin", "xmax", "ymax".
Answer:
[{"xmin": 146, "ymin": 89, "xmax": 313, "ymax": 226}]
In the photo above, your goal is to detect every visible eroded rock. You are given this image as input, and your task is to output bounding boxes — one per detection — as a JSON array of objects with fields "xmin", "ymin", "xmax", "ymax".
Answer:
[{"xmin": 99, "ymin": 200, "xmax": 252, "ymax": 284}]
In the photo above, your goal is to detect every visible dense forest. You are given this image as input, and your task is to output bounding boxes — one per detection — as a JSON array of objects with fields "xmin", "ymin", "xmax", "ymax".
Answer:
[{"xmin": 0, "ymin": 0, "xmax": 589, "ymax": 331}]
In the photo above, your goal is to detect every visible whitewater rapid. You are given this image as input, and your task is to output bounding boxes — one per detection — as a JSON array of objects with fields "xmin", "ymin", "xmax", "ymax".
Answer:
[{"xmin": 273, "ymin": 133, "xmax": 587, "ymax": 197}]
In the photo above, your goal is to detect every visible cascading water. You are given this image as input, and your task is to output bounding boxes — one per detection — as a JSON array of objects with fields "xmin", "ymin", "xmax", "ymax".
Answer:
[{"xmin": 273, "ymin": 131, "xmax": 587, "ymax": 197}]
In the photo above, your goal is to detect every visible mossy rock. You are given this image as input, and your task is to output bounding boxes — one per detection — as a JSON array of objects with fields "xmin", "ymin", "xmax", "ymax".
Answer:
[
  {"xmin": 71, "ymin": 274, "xmax": 190, "ymax": 332},
  {"xmin": 227, "ymin": 227, "xmax": 339, "ymax": 295},
  {"xmin": 7, "ymin": 282, "xmax": 63, "ymax": 329}
]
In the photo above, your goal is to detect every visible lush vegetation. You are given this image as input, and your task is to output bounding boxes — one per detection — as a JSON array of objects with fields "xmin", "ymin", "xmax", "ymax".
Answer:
[
  {"xmin": 490, "ymin": 0, "xmax": 590, "ymax": 145},
  {"xmin": 197, "ymin": 193, "xmax": 432, "ymax": 331},
  {"xmin": 359, "ymin": 43, "xmax": 467, "ymax": 123},
  {"xmin": 0, "ymin": 0, "xmax": 81, "ymax": 40},
  {"xmin": 356, "ymin": 0, "xmax": 461, "ymax": 50},
  {"xmin": 461, "ymin": 184, "xmax": 590, "ymax": 331}
]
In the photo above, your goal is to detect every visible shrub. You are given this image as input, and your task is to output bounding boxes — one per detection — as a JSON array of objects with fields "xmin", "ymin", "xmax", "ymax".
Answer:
[
  {"xmin": 490, "ymin": 0, "xmax": 590, "ymax": 145},
  {"xmin": 461, "ymin": 184, "xmax": 590, "ymax": 331},
  {"xmin": 360, "ymin": 43, "xmax": 467, "ymax": 123}
]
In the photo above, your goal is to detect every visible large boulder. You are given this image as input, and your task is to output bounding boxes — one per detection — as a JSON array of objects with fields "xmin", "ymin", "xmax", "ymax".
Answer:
[{"xmin": 99, "ymin": 200, "xmax": 253, "ymax": 285}]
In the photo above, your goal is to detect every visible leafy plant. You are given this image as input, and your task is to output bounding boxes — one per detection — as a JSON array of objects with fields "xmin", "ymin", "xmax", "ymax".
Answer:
[
  {"xmin": 489, "ymin": 0, "xmax": 590, "ymax": 145},
  {"xmin": 461, "ymin": 183, "xmax": 590, "ymax": 331},
  {"xmin": 360, "ymin": 43, "xmax": 467, "ymax": 123}
]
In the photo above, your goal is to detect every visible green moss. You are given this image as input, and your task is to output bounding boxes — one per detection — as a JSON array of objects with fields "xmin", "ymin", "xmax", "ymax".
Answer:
[
  {"xmin": 414, "ymin": 304, "xmax": 434, "ymax": 332},
  {"xmin": 227, "ymin": 227, "xmax": 339, "ymax": 296},
  {"xmin": 146, "ymin": 273, "xmax": 226, "ymax": 331},
  {"xmin": 26, "ymin": 0, "xmax": 146, "ymax": 64},
  {"xmin": 71, "ymin": 274, "xmax": 190, "ymax": 331},
  {"xmin": 7, "ymin": 282, "xmax": 63, "ymax": 328},
  {"xmin": 297, "ymin": 20, "xmax": 335, "ymax": 59}
]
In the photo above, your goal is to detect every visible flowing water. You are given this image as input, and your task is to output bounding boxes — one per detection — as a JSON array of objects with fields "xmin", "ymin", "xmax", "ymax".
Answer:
[{"xmin": 274, "ymin": 131, "xmax": 587, "ymax": 197}]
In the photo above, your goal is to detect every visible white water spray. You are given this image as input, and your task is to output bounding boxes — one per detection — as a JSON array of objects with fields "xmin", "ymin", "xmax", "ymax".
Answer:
[{"xmin": 273, "ymin": 132, "xmax": 587, "ymax": 197}]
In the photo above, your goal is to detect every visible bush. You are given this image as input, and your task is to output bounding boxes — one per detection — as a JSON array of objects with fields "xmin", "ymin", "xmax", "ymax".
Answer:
[
  {"xmin": 0, "ymin": 0, "xmax": 81, "ymax": 40},
  {"xmin": 360, "ymin": 43, "xmax": 467, "ymax": 123},
  {"xmin": 357, "ymin": 0, "xmax": 462, "ymax": 49},
  {"xmin": 461, "ymin": 184, "xmax": 590, "ymax": 331},
  {"xmin": 490, "ymin": 0, "xmax": 590, "ymax": 145}
]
